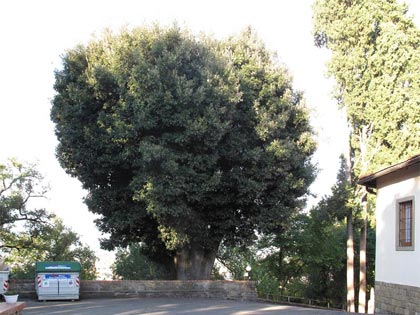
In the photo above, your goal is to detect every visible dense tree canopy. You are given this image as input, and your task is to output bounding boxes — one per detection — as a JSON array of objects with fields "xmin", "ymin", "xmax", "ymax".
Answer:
[{"xmin": 51, "ymin": 25, "xmax": 316, "ymax": 279}]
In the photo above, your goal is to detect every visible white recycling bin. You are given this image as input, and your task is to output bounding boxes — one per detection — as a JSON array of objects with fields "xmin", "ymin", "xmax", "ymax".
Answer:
[{"xmin": 35, "ymin": 261, "xmax": 81, "ymax": 301}]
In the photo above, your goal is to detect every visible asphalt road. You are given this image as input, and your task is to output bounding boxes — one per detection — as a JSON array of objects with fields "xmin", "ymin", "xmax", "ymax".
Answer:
[{"xmin": 22, "ymin": 298, "xmax": 347, "ymax": 315}]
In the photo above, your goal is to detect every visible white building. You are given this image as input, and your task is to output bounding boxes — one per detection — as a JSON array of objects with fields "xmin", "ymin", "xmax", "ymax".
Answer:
[{"xmin": 359, "ymin": 155, "xmax": 420, "ymax": 315}]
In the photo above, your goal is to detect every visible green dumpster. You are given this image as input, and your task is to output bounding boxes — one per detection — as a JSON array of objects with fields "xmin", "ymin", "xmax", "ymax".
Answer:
[{"xmin": 35, "ymin": 261, "xmax": 81, "ymax": 301}]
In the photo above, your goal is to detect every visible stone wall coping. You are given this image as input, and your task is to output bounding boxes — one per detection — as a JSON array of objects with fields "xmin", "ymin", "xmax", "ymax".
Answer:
[
  {"xmin": 0, "ymin": 302, "xmax": 26, "ymax": 315},
  {"xmin": 81, "ymin": 280, "xmax": 251, "ymax": 283},
  {"xmin": 12, "ymin": 279, "xmax": 257, "ymax": 301}
]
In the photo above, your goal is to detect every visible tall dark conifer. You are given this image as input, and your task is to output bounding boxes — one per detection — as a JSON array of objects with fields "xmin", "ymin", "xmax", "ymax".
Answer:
[{"xmin": 313, "ymin": 0, "xmax": 420, "ymax": 311}]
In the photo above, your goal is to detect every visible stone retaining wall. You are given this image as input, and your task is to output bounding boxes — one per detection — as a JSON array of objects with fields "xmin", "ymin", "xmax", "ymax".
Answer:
[
  {"xmin": 375, "ymin": 281, "xmax": 420, "ymax": 315},
  {"xmin": 10, "ymin": 280, "xmax": 35, "ymax": 299},
  {"xmin": 12, "ymin": 280, "xmax": 256, "ymax": 301}
]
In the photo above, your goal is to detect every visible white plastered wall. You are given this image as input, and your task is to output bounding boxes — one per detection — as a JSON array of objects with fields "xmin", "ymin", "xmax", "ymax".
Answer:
[{"xmin": 376, "ymin": 175, "xmax": 420, "ymax": 287}]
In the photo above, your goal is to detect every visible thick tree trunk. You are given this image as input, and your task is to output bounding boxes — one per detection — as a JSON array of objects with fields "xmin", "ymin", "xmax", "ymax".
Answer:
[
  {"xmin": 347, "ymin": 212, "xmax": 355, "ymax": 313},
  {"xmin": 359, "ymin": 191, "xmax": 368, "ymax": 313},
  {"xmin": 175, "ymin": 242, "xmax": 219, "ymax": 280}
]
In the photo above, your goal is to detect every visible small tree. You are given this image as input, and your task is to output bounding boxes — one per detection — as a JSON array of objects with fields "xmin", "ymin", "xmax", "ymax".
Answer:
[
  {"xmin": 6, "ymin": 217, "xmax": 97, "ymax": 280},
  {"xmin": 0, "ymin": 159, "xmax": 51, "ymax": 252},
  {"xmin": 0, "ymin": 159, "xmax": 97, "ymax": 280}
]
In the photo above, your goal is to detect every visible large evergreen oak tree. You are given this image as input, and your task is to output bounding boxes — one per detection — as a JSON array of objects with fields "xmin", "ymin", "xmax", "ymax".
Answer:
[{"xmin": 51, "ymin": 26, "xmax": 316, "ymax": 280}]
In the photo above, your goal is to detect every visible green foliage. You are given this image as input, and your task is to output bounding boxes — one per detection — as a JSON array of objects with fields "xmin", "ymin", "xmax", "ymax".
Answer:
[
  {"xmin": 112, "ymin": 243, "xmax": 173, "ymax": 280},
  {"xmin": 0, "ymin": 160, "xmax": 97, "ymax": 279},
  {"xmin": 299, "ymin": 209, "xmax": 347, "ymax": 304},
  {"xmin": 313, "ymin": 3, "xmax": 419, "ymax": 308},
  {"xmin": 254, "ymin": 206, "xmax": 348, "ymax": 305},
  {"xmin": 216, "ymin": 243, "xmax": 279, "ymax": 295},
  {"xmin": 216, "ymin": 244, "xmax": 254, "ymax": 280},
  {"xmin": 216, "ymin": 161, "xmax": 369, "ymax": 307},
  {"xmin": 256, "ymin": 211, "xmax": 346, "ymax": 305},
  {"xmin": 5, "ymin": 217, "xmax": 98, "ymax": 280},
  {"xmin": 252, "ymin": 265, "xmax": 280, "ymax": 298},
  {"xmin": 51, "ymin": 25, "xmax": 316, "ymax": 278},
  {"xmin": 217, "ymin": 210, "xmax": 348, "ymax": 305},
  {"xmin": 0, "ymin": 159, "xmax": 52, "ymax": 252},
  {"xmin": 313, "ymin": 0, "xmax": 420, "ymax": 174}
]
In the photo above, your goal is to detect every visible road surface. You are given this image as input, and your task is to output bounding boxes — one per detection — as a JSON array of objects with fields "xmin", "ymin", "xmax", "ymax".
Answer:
[{"xmin": 22, "ymin": 297, "xmax": 347, "ymax": 315}]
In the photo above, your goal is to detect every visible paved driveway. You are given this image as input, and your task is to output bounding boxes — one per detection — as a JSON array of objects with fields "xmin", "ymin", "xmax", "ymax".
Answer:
[{"xmin": 22, "ymin": 298, "xmax": 347, "ymax": 315}]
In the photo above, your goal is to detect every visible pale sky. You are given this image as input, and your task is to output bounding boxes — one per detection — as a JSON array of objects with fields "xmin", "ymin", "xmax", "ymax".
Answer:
[{"xmin": 1, "ymin": 0, "xmax": 419, "ymax": 275}]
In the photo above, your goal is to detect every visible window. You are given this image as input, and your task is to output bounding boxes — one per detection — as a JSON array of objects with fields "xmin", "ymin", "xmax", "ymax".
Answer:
[{"xmin": 396, "ymin": 198, "xmax": 415, "ymax": 251}]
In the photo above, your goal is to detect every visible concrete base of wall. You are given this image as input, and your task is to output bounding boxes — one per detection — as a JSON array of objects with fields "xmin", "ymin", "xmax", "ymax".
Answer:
[
  {"xmin": 375, "ymin": 281, "xmax": 420, "ymax": 315},
  {"xmin": 13, "ymin": 280, "xmax": 256, "ymax": 301}
]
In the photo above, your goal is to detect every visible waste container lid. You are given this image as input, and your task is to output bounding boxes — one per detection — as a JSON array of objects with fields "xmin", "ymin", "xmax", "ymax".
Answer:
[{"xmin": 35, "ymin": 261, "xmax": 81, "ymax": 273}]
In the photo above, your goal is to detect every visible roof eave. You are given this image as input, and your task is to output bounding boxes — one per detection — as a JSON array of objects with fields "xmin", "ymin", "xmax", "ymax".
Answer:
[{"xmin": 358, "ymin": 154, "xmax": 420, "ymax": 189}]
